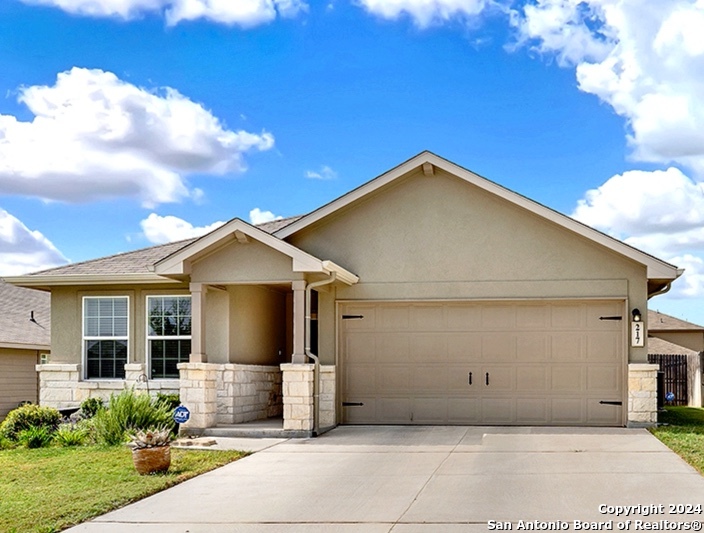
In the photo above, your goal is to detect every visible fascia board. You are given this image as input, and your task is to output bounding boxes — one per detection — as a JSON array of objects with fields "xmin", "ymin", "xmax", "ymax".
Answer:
[
  {"xmin": 0, "ymin": 342, "xmax": 50, "ymax": 351},
  {"xmin": 2, "ymin": 274, "xmax": 178, "ymax": 287}
]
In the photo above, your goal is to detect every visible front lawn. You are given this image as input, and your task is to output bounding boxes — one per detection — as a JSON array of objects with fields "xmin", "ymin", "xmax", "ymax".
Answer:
[
  {"xmin": 650, "ymin": 407, "xmax": 704, "ymax": 475},
  {"xmin": 0, "ymin": 446, "xmax": 246, "ymax": 533}
]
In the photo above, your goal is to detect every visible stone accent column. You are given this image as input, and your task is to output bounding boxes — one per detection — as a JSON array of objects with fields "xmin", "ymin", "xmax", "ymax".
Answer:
[
  {"xmin": 189, "ymin": 283, "xmax": 208, "ymax": 363},
  {"xmin": 628, "ymin": 363, "xmax": 659, "ymax": 426},
  {"xmin": 217, "ymin": 364, "xmax": 283, "ymax": 424},
  {"xmin": 124, "ymin": 363, "xmax": 146, "ymax": 383},
  {"xmin": 178, "ymin": 363, "xmax": 219, "ymax": 435},
  {"xmin": 36, "ymin": 364, "xmax": 81, "ymax": 410},
  {"xmin": 281, "ymin": 363, "xmax": 314, "ymax": 432},
  {"xmin": 319, "ymin": 365, "xmax": 336, "ymax": 429},
  {"xmin": 291, "ymin": 280, "xmax": 307, "ymax": 363}
]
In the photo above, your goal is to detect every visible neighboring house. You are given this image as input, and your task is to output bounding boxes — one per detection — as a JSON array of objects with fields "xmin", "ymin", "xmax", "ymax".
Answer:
[
  {"xmin": 648, "ymin": 310, "xmax": 703, "ymax": 407},
  {"xmin": 0, "ymin": 281, "xmax": 50, "ymax": 420},
  {"xmin": 4, "ymin": 152, "xmax": 682, "ymax": 433}
]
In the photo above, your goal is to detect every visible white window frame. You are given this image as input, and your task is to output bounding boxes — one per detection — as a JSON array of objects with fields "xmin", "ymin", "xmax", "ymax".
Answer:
[
  {"xmin": 146, "ymin": 295, "xmax": 192, "ymax": 380},
  {"xmin": 82, "ymin": 296, "xmax": 129, "ymax": 380}
]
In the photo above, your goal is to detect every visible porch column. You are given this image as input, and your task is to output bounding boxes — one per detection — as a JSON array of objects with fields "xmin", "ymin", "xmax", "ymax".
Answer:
[
  {"xmin": 190, "ymin": 283, "xmax": 208, "ymax": 363},
  {"xmin": 291, "ymin": 280, "xmax": 307, "ymax": 363}
]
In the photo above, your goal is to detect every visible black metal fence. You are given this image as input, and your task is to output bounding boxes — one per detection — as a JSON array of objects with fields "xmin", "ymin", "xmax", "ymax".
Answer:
[{"xmin": 648, "ymin": 353, "xmax": 688, "ymax": 407}]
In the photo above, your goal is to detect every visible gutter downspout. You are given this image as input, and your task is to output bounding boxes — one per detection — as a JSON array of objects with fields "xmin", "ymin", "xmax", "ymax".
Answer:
[{"xmin": 305, "ymin": 272, "xmax": 337, "ymax": 436}]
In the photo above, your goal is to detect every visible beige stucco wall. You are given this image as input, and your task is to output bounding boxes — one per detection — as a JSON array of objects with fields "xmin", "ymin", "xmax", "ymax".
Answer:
[
  {"xmin": 228, "ymin": 285, "xmax": 287, "ymax": 365},
  {"xmin": 191, "ymin": 240, "xmax": 304, "ymax": 283},
  {"xmin": 288, "ymin": 168, "xmax": 650, "ymax": 364},
  {"xmin": 0, "ymin": 348, "xmax": 41, "ymax": 419},
  {"xmin": 649, "ymin": 331, "xmax": 704, "ymax": 352},
  {"xmin": 49, "ymin": 284, "xmax": 189, "ymax": 370}
]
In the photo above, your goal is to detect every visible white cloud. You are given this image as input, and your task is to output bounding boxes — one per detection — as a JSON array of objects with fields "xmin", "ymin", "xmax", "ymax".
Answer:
[
  {"xmin": 572, "ymin": 167, "xmax": 704, "ymax": 298},
  {"xmin": 21, "ymin": 0, "xmax": 308, "ymax": 26},
  {"xmin": 0, "ymin": 208, "xmax": 68, "ymax": 275},
  {"xmin": 0, "ymin": 67, "xmax": 274, "ymax": 208},
  {"xmin": 305, "ymin": 165, "xmax": 338, "ymax": 180},
  {"xmin": 512, "ymin": 0, "xmax": 704, "ymax": 175},
  {"xmin": 357, "ymin": 0, "xmax": 488, "ymax": 28},
  {"xmin": 140, "ymin": 213, "xmax": 225, "ymax": 244},
  {"xmin": 249, "ymin": 208, "xmax": 282, "ymax": 225}
]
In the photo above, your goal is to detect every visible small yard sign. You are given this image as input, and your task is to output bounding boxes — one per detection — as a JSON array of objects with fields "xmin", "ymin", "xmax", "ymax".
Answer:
[{"xmin": 173, "ymin": 405, "xmax": 190, "ymax": 424}]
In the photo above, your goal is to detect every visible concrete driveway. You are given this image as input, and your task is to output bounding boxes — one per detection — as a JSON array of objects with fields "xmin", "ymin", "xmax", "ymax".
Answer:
[{"xmin": 68, "ymin": 426, "xmax": 704, "ymax": 532}]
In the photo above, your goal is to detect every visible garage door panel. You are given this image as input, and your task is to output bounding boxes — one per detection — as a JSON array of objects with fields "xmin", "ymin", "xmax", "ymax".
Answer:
[
  {"xmin": 446, "ymin": 305, "xmax": 482, "ymax": 330},
  {"xmin": 516, "ymin": 366, "xmax": 549, "ymax": 392},
  {"xmin": 379, "ymin": 306, "xmax": 410, "ymax": 330},
  {"xmin": 482, "ymin": 398, "xmax": 514, "ymax": 424},
  {"xmin": 551, "ymin": 366, "xmax": 585, "ymax": 391},
  {"xmin": 586, "ymin": 365, "xmax": 621, "ymax": 393},
  {"xmin": 516, "ymin": 305, "xmax": 549, "ymax": 329},
  {"xmin": 481, "ymin": 306, "xmax": 515, "ymax": 329},
  {"xmin": 447, "ymin": 333, "xmax": 481, "ymax": 361},
  {"xmin": 411, "ymin": 365, "xmax": 448, "ymax": 391},
  {"xmin": 551, "ymin": 398, "xmax": 585, "ymax": 424},
  {"xmin": 587, "ymin": 399, "xmax": 621, "ymax": 425},
  {"xmin": 481, "ymin": 334, "xmax": 515, "ymax": 361},
  {"xmin": 377, "ymin": 335, "xmax": 410, "ymax": 362},
  {"xmin": 342, "ymin": 399, "xmax": 376, "ymax": 424},
  {"xmin": 517, "ymin": 334, "xmax": 549, "ymax": 361},
  {"xmin": 587, "ymin": 332, "xmax": 621, "ymax": 362},
  {"xmin": 341, "ymin": 301, "xmax": 624, "ymax": 426},
  {"xmin": 551, "ymin": 304, "xmax": 585, "ymax": 328},
  {"xmin": 378, "ymin": 366, "xmax": 410, "ymax": 391},
  {"xmin": 345, "ymin": 365, "xmax": 377, "ymax": 394},
  {"xmin": 516, "ymin": 399, "xmax": 549, "ymax": 424},
  {"xmin": 448, "ymin": 398, "xmax": 481, "ymax": 423},
  {"xmin": 410, "ymin": 334, "xmax": 447, "ymax": 362},
  {"xmin": 411, "ymin": 305, "xmax": 445, "ymax": 331},
  {"xmin": 551, "ymin": 334, "xmax": 584, "ymax": 362},
  {"xmin": 379, "ymin": 398, "xmax": 410, "ymax": 423},
  {"xmin": 412, "ymin": 398, "xmax": 448, "ymax": 423}
]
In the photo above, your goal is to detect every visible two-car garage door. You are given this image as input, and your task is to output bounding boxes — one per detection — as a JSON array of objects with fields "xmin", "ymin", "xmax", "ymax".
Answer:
[{"xmin": 340, "ymin": 300, "xmax": 625, "ymax": 426}]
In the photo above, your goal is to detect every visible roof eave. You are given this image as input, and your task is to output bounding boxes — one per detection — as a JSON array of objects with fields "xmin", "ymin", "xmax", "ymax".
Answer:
[
  {"xmin": 2, "ymin": 273, "xmax": 180, "ymax": 289},
  {"xmin": 0, "ymin": 341, "xmax": 50, "ymax": 351}
]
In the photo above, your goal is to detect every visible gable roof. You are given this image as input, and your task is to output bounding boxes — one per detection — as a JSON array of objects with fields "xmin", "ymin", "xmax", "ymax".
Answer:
[
  {"xmin": 649, "ymin": 310, "xmax": 704, "ymax": 331},
  {"xmin": 155, "ymin": 218, "xmax": 359, "ymax": 285},
  {"xmin": 2, "ymin": 216, "xmax": 303, "ymax": 288},
  {"xmin": 276, "ymin": 151, "xmax": 682, "ymax": 285},
  {"xmin": 0, "ymin": 281, "xmax": 50, "ymax": 349}
]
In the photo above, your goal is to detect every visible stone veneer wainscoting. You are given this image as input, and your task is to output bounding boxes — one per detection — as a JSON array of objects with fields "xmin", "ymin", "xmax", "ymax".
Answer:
[
  {"xmin": 36, "ymin": 363, "xmax": 178, "ymax": 411},
  {"xmin": 628, "ymin": 363, "xmax": 659, "ymax": 426}
]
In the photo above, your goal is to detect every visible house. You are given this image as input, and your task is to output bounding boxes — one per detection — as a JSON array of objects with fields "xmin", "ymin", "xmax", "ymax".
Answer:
[
  {"xmin": 648, "ymin": 310, "xmax": 703, "ymax": 407},
  {"xmin": 0, "ymin": 281, "xmax": 50, "ymax": 420},
  {"xmin": 4, "ymin": 152, "xmax": 682, "ymax": 433}
]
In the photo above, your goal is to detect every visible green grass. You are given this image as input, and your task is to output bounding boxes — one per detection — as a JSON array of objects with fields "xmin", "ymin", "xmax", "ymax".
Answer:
[
  {"xmin": 650, "ymin": 407, "xmax": 704, "ymax": 475},
  {"xmin": 0, "ymin": 446, "xmax": 247, "ymax": 533}
]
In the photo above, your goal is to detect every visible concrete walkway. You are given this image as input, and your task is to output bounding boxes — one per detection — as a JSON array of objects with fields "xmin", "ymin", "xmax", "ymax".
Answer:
[{"xmin": 67, "ymin": 426, "xmax": 704, "ymax": 532}]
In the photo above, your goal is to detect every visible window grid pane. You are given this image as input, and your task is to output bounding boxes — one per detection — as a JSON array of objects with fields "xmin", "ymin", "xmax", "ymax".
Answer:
[
  {"xmin": 147, "ymin": 296, "xmax": 191, "ymax": 379},
  {"xmin": 83, "ymin": 297, "xmax": 129, "ymax": 379}
]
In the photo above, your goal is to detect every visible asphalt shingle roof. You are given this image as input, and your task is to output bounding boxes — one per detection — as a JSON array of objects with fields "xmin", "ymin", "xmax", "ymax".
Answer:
[
  {"xmin": 648, "ymin": 337, "xmax": 698, "ymax": 357},
  {"xmin": 648, "ymin": 310, "xmax": 704, "ymax": 331},
  {"xmin": 24, "ymin": 215, "xmax": 303, "ymax": 278},
  {"xmin": 0, "ymin": 281, "xmax": 50, "ymax": 347}
]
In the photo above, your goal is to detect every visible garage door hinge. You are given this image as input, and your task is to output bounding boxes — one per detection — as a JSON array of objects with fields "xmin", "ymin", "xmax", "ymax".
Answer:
[
  {"xmin": 342, "ymin": 315, "xmax": 364, "ymax": 320},
  {"xmin": 342, "ymin": 402, "xmax": 364, "ymax": 407},
  {"xmin": 599, "ymin": 316, "xmax": 623, "ymax": 321},
  {"xmin": 599, "ymin": 401, "xmax": 623, "ymax": 406}
]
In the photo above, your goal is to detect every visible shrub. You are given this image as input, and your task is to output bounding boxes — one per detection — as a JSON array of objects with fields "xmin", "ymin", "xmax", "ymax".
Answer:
[
  {"xmin": 0, "ymin": 434, "xmax": 15, "ymax": 450},
  {"xmin": 53, "ymin": 423, "xmax": 90, "ymax": 447},
  {"xmin": 93, "ymin": 389, "xmax": 175, "ymax": 446},
  {"xmin": 155, "ymin": 393, "xmax": 180, "ymax": 413},
  {"xmin": 17, "ymin": 427, "xmax": 54, "ymax": 448},
  {"xmin": 79, "ymin": 398, "xmax": 105, "ymax": 419},
  {"xmin": 0, "ymin": 405, "xmax": 61, "ymax": 441}
]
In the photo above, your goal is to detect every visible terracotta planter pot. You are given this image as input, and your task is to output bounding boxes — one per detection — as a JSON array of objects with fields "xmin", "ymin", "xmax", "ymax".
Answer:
[{"xmin": 132, "ymin": 445, "xmax": 171, "ymax": 475}]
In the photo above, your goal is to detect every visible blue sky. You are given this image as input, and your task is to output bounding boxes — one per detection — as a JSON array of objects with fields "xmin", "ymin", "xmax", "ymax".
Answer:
[{"xmin": 1, "ymin": 0, "xmax": 703, "ymax": 324}]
